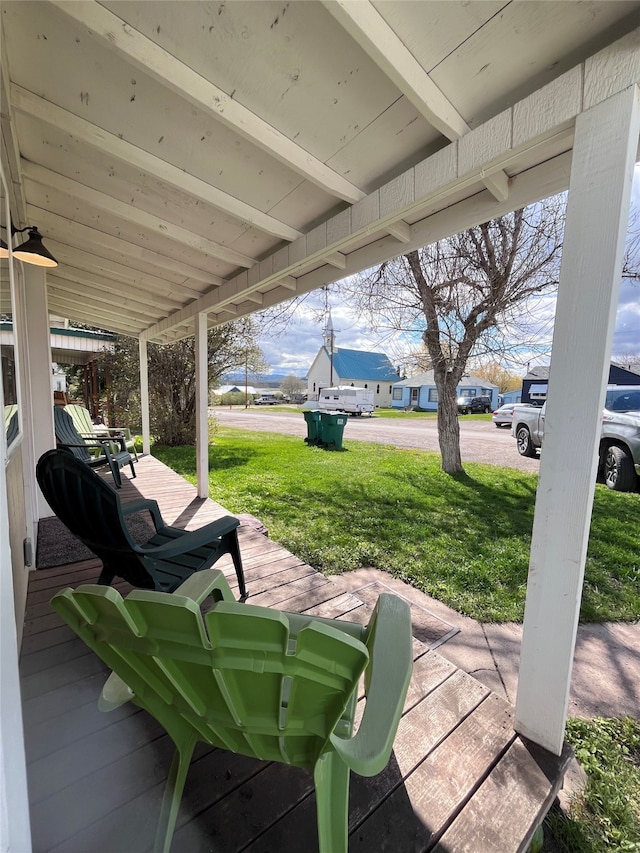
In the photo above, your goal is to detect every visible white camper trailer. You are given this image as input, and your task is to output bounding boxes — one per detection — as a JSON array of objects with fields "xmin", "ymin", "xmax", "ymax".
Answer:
[{"xmin": 318, "ymin": 386, "xmax": 374, "ymax": 415}]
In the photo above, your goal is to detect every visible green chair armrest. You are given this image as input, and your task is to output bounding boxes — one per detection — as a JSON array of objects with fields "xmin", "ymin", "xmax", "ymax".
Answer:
[
  {"xmin": 329, "ymin": 593, "xmax": 412, "ymax": 777},
  {"xmin": 135, "ymin": 516, "xmax": 240, "ymax": 560},
  {"xmin": 121, "ymin": 498, "xmax": 164, "ymax": 530},
  {"xmin": 172, "ymin": 569, "xmax": 235, "ymax": 605},
  {"xmin": 99, "ymin": 671, "xmax": 135, "ymax": 712},
  {"xmin": 105, "ymin": 426, "xmax": 132, "ymax": 438}
]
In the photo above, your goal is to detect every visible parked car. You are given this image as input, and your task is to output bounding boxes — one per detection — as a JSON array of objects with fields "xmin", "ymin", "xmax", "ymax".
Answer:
[
  {"xmin": 492, "ymin": 402, "xmax": 537, "ymax": 428},
  {"xmin": 457, "ymin": 395, "xmax": 492, "ymax": 415},
  {"xmin": 254, "ymin": 395, "xmax": 278, "ymax": 405},
  {"xmin": 511, "ymin": 385, "xmax": 640, "ymax": 491}
]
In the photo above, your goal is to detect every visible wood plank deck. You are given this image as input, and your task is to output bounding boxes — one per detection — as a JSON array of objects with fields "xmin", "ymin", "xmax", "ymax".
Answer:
[{"xmin": 20, "ymin": 455, "xmax": 572, "ymax": 853}]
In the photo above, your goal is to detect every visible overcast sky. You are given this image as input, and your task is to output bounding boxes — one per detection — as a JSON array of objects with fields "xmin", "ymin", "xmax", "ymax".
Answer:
[{"xmin": 257, "ymin": 165, "xmax": 640, "ymax": 378}]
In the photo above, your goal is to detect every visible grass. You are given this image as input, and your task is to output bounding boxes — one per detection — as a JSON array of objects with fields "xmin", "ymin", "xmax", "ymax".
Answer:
[
  {"xmin": 545, "ymin": 717, "xmax": 640, "ymax": 852},
  {"xmin": 219, "ymin": 405, "xmax": 492, "ymax": 423},
  {"xmin": 153, "ymin": 427, "xmax": 640, "ymax": 623}
]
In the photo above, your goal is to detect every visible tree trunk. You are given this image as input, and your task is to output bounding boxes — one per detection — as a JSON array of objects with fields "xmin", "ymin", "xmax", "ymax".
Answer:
[{"xmin": 435, "ymin": 375, "xmax": 463, "ymax": 474}]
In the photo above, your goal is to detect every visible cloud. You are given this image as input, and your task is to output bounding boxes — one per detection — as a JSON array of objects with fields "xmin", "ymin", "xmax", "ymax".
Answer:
[{"xmin": 258, "ymin": 291, "xmax": 414, "ymax": 375}]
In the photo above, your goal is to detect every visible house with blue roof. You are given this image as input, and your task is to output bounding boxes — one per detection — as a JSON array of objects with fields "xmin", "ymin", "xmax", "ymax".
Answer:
[
  {"xmin": 307, "ymin": 347, "xmax": 401, "ymax": 408},
  {"xmin": 391, "ymin": 371, "xmax": 499, "ymax": 411}
]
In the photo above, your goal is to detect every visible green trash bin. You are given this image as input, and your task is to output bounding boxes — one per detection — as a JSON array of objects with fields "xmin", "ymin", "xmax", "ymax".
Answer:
[
  {"xmin": 302, "ymin": 410, "xmax": 322, "ymax": 444},
  {"xmin": 320, "ymin": 412, "xmax": 347, "ymax": 450}
]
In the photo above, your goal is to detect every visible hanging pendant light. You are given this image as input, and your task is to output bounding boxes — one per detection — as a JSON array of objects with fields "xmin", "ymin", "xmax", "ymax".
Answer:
[
  {"xmin": 12, "ymin": 227, "xmax": 58, "ymax": 267},
  {"xmin": 13, "ymin": 227, "xmax": 58, "ymax": 267},
  {"xmin": 0, "ymin": 223, "xmax": 58, "ymax": 266}
]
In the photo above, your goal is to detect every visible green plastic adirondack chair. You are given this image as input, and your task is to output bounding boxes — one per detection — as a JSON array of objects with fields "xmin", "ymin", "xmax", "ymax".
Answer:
[
  {"xmin": 64, "ymin": 403, "xmax": 139, "ymax": 461},
  {"xmin": 51, "ymin": 572, "xmax": 412, "ymax": 853},
  {"xmin": 53, "ymin": 407, "xmax": 135, "ymax": 488},
  {"xmin": 37, "ymin": 449, "xmax": 247, "ymax": 598}
]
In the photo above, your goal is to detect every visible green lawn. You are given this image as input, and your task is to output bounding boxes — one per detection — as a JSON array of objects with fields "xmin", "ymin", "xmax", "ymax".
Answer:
[{"xmin": 153, "ymin": 427, "xmax": 640, "ymax": 624}]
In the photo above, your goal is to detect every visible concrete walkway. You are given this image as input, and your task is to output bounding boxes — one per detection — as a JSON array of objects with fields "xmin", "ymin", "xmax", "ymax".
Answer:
[{"xmin": 337, "ymin": 567, "xmax": 640, "ymax": 720}]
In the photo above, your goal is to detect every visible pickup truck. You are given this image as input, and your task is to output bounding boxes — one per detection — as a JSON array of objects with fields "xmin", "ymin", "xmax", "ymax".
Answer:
[{"xmin": 511, "ymin": 385, "xmax": 640, "ymax": 492}]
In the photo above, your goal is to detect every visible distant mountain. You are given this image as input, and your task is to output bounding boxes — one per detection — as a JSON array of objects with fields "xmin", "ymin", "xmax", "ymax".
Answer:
[{"xmin": 220, "ymin": 371, "xmax": 307, "ymax": 387}]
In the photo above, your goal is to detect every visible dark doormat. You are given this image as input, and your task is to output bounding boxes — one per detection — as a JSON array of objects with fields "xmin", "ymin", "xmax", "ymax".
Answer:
[{"xmin": 36, "ymin": 513, "xmax": 155, "ymax": 569}]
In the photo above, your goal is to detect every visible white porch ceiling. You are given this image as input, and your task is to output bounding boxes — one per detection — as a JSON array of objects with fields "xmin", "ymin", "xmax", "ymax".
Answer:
[{"xmin": 1, "ymin": 1, "xmax": 639, "ymax": 343}]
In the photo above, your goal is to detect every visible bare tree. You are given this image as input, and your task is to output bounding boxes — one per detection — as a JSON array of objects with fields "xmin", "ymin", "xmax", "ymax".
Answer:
[
  {"xmin": 280, "ymin": 374, "xmax": 306, "ymax": 399},
  {"xmin": 472, "ymin": 361, "xmax": 524, "ymax": 394},
  {"xmin": 343, "ymin": 197, "xmax": 565, "ymax": 473},
  {"xmin": 72, "ymin": 317, "xmax": 267, "ymax": 445}
]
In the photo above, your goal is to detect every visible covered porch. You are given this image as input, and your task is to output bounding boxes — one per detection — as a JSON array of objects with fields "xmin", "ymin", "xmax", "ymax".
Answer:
[
  {"xmin": 1, "ymin": 3, "xmax": 639, "ymax": 851},
  {"xmin": 21, "ymin": 455, "xmax": 571, "ymax": 852}
]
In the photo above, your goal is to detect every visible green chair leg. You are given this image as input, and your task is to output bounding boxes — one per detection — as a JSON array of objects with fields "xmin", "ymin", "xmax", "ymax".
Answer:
[
  {"xmin": 154, "ymin": 733, "xmax": 198, "ymax": 853},
  {"xmin": 314, "ymin": 750, "xmax": 351, "ymax": 853}
]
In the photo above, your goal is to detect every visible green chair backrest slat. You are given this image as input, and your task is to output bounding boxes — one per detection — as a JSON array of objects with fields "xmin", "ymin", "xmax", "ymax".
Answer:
[
  {"xmin": 52, "ymin": 585, "xmax": 369, "ymax": 768},
  {"xmin": 64, "ymin": 404, "xmax": 96, "ymax": 436},
  {"xmin": 54, "ymin": 407, "xmax": 94, "ymax": 462},
  {"xmin": 36, "ymin": 450, "xmax": 135, "ymax": 555}
]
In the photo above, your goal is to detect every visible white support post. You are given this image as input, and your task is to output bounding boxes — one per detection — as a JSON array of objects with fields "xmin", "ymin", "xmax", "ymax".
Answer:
[
  {"xmin": 139, "ymin": 338, "xmax": 150, "ymax": 456},
  {"xmin": 21, "ymin": 264, "xmax": 55, "ymax": 519},
  {"xmin": 0, "ymin": 483, "xmax": 32, "ymax": 853},
  {"xmin": 515, "ymin": 85, "xmax": 640, "ymax": 755},
  {"xmin": 194, "ymin": 312, "xmax": 209, "ymax": 499}
]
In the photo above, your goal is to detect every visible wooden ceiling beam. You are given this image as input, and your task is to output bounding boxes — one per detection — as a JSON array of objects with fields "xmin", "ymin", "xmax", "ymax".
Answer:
[
  {"xmin": 0, "ymin": 27, "xmax": 27, "ymax": 224},
  {"xmin": 47, "ymin": 295, "xmax": 143, "ymax": 335},
  {"xmin": 45, "ymin": 241, "xmax": 194, "ymax": 305},
  {"xmin": 50, "ymin": 0, "xmax": 365, "ymax": 204},
  {"xmin": 50, "ymin": 267, "xmax": 182, "ymax": 312},
  {"xmin": 11, "ymin": 85, "xmax": 302, "ymax": 243},
  {"xmin": 49, "ymin": 278, "xmax": 165, "ymax": 324},
  {"xmin": 386, "ymin": 221, "xmax": 411, "ymax": 243},
  {"xmin": 22, "ymin": 161, "xmax": 255, "ymax": 269},
  {"xmin": 323, "ymin": 0, "xmax": 510, "ymax": 202},
  {"xmin": 27, "ymin": 206, "xmax": 223, "ymax": 291}
]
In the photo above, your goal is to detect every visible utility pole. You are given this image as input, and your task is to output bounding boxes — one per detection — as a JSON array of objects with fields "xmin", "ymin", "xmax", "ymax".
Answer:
[
  {"xmin": 245, "ymin": 350, "xmax": 249, "ymax": 408},
  {"xmin": 322, "ymin": 306, "xmax": 338, "ymax": 388}
]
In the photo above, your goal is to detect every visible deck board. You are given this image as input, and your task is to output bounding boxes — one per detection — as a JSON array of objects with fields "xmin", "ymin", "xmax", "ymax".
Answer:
[{"xmin": 21, "ymin": 455, "xmax": 571, "ymax": 853}]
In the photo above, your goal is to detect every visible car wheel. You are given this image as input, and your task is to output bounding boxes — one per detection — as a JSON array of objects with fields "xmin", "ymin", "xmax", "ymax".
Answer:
[
  {"xmin": 603, "ymin": 445, "xmax": 638, "ymax": 492},
  {"xmin": 516, "ymin": 426, "xmax": 537, "ymax": 458},
  {"xmin": 484, "ymin": 406, "xmax": 491, "ymax": 413}
]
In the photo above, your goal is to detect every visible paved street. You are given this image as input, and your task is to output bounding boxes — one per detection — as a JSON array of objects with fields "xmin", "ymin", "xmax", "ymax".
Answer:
[{"xmin": 211, "ymin": 407, "xmax": 541, "ymax": 474}]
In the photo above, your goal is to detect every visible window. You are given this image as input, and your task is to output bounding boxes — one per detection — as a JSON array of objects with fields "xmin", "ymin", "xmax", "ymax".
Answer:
[
  {"xmin": 428, "ymin": 388, "xmax": 439, "ymax": 402},
  {"xmin": 1, "ymin": 170, "xmax": 21, "ymax": 452},
  {"xmin": 480, "ymin": 388, "xmax": 492, "ymax": 397},
  {"xmin": 392, "ymin": 387, "xmax": 403, "ymax": 401}
]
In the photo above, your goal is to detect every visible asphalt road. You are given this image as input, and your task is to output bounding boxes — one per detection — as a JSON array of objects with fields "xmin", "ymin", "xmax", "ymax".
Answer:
[{"xmin": 211, "ymin": 407, "xmax": 541, "ymax": 474}]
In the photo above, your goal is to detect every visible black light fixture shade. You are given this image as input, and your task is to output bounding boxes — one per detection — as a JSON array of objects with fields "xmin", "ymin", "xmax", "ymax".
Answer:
[{"xmin": 12, "ymin": 227, "xmax": 58, "ymax": 267}]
